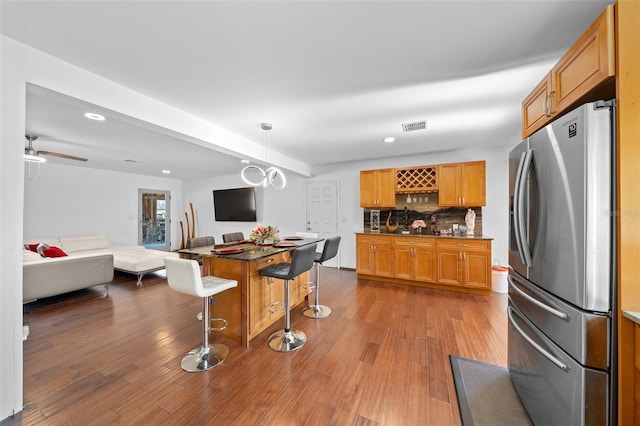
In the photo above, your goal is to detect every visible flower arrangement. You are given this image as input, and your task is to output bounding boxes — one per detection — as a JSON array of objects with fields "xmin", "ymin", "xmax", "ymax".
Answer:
[
  {"xmin": 249, "ymin": 225, "xmax": 280, "ymax": 245},
  {"xmin": 411, "ymin": 219, "xmax": 427, "ymax": 229},
  {"xmin": 412, "ymin": 219, "xmax": 427, "ymax": 235}
]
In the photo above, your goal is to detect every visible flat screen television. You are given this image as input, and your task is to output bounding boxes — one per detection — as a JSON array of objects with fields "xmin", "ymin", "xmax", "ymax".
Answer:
[{"xmin": 213, "ymin": 187, "xmax": 257, "ymax": 222}]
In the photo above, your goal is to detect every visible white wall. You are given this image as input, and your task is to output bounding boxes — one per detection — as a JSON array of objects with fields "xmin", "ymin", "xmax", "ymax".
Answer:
[
  {"xmin": 1, "ymin": 35, "xmax": 27, "ymax": 420},
  {"xmin": 23, "ymin": 163, "xmax": 183, "ymax": 247},
  {"xmin": 183, "ymin": 172, "xmax": 308, "ymax": 244}
]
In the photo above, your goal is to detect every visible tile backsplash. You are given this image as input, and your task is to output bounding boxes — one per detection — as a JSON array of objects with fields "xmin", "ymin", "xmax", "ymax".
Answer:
[{"xmin": 363, "ymin": 192, "xmax": 483, "ymax": 235}]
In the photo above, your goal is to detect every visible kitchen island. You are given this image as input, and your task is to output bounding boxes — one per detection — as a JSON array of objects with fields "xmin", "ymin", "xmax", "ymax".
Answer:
[
  {"xmin": 356, "ymin": 232, "xmax": 493, "ymax": 294},
  {"xmin": 180, "ymin": 238, "xmax": 322, "ymax": 347}
]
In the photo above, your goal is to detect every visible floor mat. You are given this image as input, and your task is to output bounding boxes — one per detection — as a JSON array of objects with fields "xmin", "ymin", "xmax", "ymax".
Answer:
[{"xmin": 450, "ymin": 355, "xmax": 532, "ymax": 426}]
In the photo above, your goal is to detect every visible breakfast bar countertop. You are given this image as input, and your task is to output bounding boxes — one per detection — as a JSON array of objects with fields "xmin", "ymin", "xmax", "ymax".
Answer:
[
  {"xmin": 178, "ymin": 237, "xmax": 324, "ymax": 348},
  {"xmin": 178, "ymin": 237, "xmax": 323, "ymax": 261}
]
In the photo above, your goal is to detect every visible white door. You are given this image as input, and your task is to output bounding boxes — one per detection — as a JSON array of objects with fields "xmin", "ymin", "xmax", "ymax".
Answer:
[
  {"xmin": 305, "ymin": 180, "xmax": 339, "ymax": 267},
  {"xmin": 138, "ymin": 189, "xmax": 171, "ymax": 251}
]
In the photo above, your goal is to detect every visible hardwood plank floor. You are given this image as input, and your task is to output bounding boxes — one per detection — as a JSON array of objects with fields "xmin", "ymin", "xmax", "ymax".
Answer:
[{"xmin": 5, "ymin": 267, "xmax": 508, "ymax": 425}]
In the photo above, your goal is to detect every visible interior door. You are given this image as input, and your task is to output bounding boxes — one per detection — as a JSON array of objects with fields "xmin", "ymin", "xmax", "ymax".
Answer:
[
  {"xmin": 138, "ymin": 189, "xmax": 171, "ymax": 251},
  {"xmin": 305, "ymin": 180, "xmax": 339, "ymax": 267}
]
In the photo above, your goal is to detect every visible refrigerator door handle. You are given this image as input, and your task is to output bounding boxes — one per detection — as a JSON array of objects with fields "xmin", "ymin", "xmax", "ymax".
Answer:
[
  {"xmin": 508, "ymin": 306, "xmax": 569, "ymax": 372},
  {"xmin": 516, "ymin": 149, "xmax": 534, "ymax": 267},
  {"xmin": 508, "ymin": 275, "xmax": 569, "ymax": 320},
  {"xmin": 512, "ymin": 151, "xmax": 527, "ymax": 265}
]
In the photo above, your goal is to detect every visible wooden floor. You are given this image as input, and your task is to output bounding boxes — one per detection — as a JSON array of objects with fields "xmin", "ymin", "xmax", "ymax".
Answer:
[{"xmin": 6, "ymin": 268, "xmax": 508, "ymax": 425}]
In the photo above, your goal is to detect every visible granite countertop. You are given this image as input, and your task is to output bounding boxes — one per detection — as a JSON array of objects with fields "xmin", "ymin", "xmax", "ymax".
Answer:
[
  {"xmin": 179, "ymin": 238, "xmax": 323, "ymax": 261},
  {"xmin": 622, "ymin": 311, "xmax": 640, "ymax": 325},
  {"xmin": 355, "ymin": 232, "xmax": 493, "ymax": 240}
]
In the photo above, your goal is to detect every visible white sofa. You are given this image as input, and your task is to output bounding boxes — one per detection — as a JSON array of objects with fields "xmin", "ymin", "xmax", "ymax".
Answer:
[{"xmin": 23, "ymin": 235, "xmax": 179, "ymax": 302}]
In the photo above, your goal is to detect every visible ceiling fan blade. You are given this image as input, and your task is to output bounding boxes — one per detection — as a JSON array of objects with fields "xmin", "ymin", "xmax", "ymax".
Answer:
[{"xmin": 38, "ymin": 150, "xmax": 88, "ymax": 162}]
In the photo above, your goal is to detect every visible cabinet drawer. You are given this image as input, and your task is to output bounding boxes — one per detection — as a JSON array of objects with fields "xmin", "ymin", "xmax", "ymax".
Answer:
[
  {"xmin": 393, "ymin": 237, "xmax": 435, "ymax": 248},
  {"xmin": 356, "ymin": 235, "xmax": 393, "ymax": 247},
  {"xmin": 436, "ymin": 239, "xmax": 490, "ymax": 252},
  {"xmin": 251, "ymin": 254, "xmax": 284, "ymax": 273}
]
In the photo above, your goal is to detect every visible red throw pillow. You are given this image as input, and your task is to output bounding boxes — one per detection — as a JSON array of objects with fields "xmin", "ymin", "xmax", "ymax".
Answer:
[
  {"xmin": 25, "ymin": 243, "xmax": 39, "ymax": 252},
  {"xmin": 42, "ymin": 246, "xmax": 68, "ymax": 258}
]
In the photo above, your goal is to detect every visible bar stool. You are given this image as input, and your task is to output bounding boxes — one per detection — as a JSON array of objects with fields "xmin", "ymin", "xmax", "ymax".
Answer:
[
  {"xmin": 303, "ymin": 236, "xmax": 341, "ymax": 319},
  {"xmin": 259, "ymin": 243, "xmax": 317, "ymax": 352},
  {"xmin": 164, "ymin": 257, "xmax": 237, "ymax": 372},
  {"xmin": 222, "ymin": 232, "xmax": 244, "ymax": 243}
]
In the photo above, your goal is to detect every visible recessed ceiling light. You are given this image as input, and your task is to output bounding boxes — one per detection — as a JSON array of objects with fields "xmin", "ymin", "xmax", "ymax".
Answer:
[
  {"xmin": 162, "ymin": 170, "xmax": 171, "ymax": 174},
  {"xmin": 383, "ymin": 137, "xmax": 395, "ymax": 143},
  {"xmin": 84, "ymin": 112, "xmax": 105, "ymax": 121},
  {"xmin": 241, "ymin": 159, "xmax": 250, "ymax": 164}
]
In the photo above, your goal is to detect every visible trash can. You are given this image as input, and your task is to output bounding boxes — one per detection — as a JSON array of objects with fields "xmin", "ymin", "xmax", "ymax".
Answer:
[{"xmin": 491, "ymin": 261, "xmax": 508, "ymax": 293}]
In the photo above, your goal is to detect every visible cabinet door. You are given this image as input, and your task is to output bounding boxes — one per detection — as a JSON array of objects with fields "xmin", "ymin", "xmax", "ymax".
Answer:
[
  {"xmin": 437, "ymin": 249, "xmax": 462, "ymax": 287},
  {"xmin": 461, "ymin": 161, "xmax": 486, "ymax": 206},
  {"xmin": 376, "ymin": 168, "xmax": 397, "ymax": 207},
  {"xmin": 414, "ymin": 248, "xmax": 437, "ymax": 282},
  {"xmin": 291, "ymin": 270, "xmax": 311, "ymax": 307},
  {"xmin": 356, "ymin": 242, "xmax": 374, "ymax": 275},
  {"xmin": 552, "ymin": 4, "xmax": 614, "ymax": 115},
  {"xmin": 522, "ymin": 73, "xmax": 553, "ymax": 138},
  {"xmin": 393, "ymin": 246, "xmax": 413, "ymax": 280},
  {"xmin": 249, "ymin": 273, "xmax": 273, "ymax": 336},
  {"xmin": 360, "ymin": 170, "xmax": 378, "ymax": 207},
  {"xmin": 463, "ymin": 251, "xmax": 490, "ymax": 289},
  {"xmin": 438, "ymin": 163, "xmax": 462, "ymax": 207},
  {"xmin": 374, "ymin": 245, "xmax": 394, "ymax": 278}
]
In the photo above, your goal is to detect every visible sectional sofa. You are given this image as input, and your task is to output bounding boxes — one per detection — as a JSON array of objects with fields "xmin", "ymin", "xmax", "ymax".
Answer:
[{"xmin": 23, "ymin": 235, "xmax": 178, "ymax": 302}]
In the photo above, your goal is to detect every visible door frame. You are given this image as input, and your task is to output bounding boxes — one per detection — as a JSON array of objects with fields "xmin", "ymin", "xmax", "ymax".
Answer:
[{"xmin": 138, "ymin": 188, "xmax": 171, "ymax": 251}]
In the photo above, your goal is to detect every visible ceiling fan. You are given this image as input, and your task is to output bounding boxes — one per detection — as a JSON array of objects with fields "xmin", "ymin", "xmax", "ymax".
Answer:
[{"xmin": 24, "ymin": 134, "xmax": 88, "ymax": 163}]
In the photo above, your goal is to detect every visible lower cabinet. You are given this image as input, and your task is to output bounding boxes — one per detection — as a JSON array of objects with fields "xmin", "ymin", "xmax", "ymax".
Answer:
[
  {"xmin": 393, "ymin": 237, "xmax": 436, "ymax": 282},
  {"xmin": 436, "ymin": 239, "xmax": 491, "ymax": 289},
  {"xmin": 356, "ymin": 234, "xmax": 491, "ymax": 292},
  {"xmin": 248, "ymin": 252, "xmax": 309, "ymax": 339},
  {"xmin": 356, "ymin": 235, "xmax": 394, "ymax": 277}
]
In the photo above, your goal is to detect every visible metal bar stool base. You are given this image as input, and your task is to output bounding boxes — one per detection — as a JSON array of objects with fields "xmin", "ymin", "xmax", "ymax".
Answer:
[
  {"xmin": 268, "ymin": 329, "xmax": 307, "ymax": 352},
  {"xmin": 302, "ymin": 304, "xmax": 332, "ymax": 319},
  {"xmin": 180, "ymin": 343, "xmax": 229, "ymax": 372}
]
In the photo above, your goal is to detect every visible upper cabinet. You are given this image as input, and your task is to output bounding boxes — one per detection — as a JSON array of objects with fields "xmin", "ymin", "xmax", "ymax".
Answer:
[
  {"xmin": 438, "ymin": 161, "xmax": 486, "ymax": 207},
  {"xmin": 360, "ymin": 168, "xmax": 396, "ymax": 208},
  {"xmin": 522, "ymin": 4, "xmax": 615, "ymax": 138},
  {"xmin": 395, "ymin": 166, "xmax": 438, "ymax": 193}
]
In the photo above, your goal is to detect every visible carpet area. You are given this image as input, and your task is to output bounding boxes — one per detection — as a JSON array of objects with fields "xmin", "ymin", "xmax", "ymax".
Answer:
[{"xmin": 450, "ymin": 355, "xmax": 533, "ymax": 426}]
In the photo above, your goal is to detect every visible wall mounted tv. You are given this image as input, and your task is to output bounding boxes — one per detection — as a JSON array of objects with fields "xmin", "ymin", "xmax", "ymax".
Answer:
[{"xmin": 213, "ymin": 187, "xmax": 257, "ymax": 222}]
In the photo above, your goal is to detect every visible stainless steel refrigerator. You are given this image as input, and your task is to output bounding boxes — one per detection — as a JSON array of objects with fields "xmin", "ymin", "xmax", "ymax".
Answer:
[{"xmin": 508, "ymin": 100, "xmax": 616, "ymax": 425}]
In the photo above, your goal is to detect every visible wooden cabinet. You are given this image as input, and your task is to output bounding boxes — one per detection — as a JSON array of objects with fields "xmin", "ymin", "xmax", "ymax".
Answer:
[
  {"xmin": 438, "ymin": 161, "xmax": 486, "ymax": 207},
  {"xmin": 393, "ymin": 237, "xmax": 436, "ymax": 282},
  {"xmin": 356, "ymin": 235, "xmax": 394, "ymax": 277},
  {"xmin": 248, "ymin": 254, "xmax": 283, "ymax": 338},
  {"xmin": 522, "ymin": 74, "xmax": 553, "ymax": 139},
  {"xmin": 436, "ymin": 239, "xmax": 491, "ymax": 290},
  {"xmin": 522, "ymin": 4, "xmax": 615, "ymax": 138},
  {"xmin": 356, "ymin": 234, "xmax": 492, "ymax": 293},
  {"xmin": 395, "ymin": 166, "xmax": 438, "ymax": 193},
  {"xmin": 247, "ymin": 252, "xmax": 309, "ymax": 340},
  {"xmin": 360, "ymin": 169, "xmax": 396, "ymax": 208}
]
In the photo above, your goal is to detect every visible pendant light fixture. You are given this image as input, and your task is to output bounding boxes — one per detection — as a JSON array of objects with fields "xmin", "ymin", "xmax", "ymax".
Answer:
[{"xmin": 241, "ymin": 123, "xmax": 287, "ymax": 189}]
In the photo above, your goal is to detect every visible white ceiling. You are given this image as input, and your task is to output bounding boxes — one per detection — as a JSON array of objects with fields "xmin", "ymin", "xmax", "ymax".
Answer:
[{"xmin": 1, "ymin": 0, "xmax": 614, "ymax": 180}]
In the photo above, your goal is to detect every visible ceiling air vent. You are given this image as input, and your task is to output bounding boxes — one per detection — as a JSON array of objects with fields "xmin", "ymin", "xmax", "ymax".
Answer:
[{"xmin": 402, "ymin": 120, "xmax": 429, "ymax": 132}]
